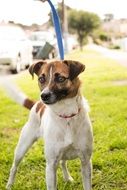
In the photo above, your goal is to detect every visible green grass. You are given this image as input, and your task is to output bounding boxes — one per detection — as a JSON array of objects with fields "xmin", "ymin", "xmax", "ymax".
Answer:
[{"xmin": 0, "ymin": 48, "xmax": 127, "ymax": 190}]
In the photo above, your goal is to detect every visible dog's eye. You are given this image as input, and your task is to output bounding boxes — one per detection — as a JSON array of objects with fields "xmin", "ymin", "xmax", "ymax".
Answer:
[
  {"xmin": 56, "ymin": 76, "xmax": 66, "ymax": 83},
  {"xmin": 38, "ymin": 75, "xmax": 46, "ymax": 83}
]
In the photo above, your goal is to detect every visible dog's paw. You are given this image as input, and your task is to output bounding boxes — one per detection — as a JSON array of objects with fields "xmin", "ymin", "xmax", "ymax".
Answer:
[
  {"xmin": 64, "ymin": 175, "xmax": 74, "ymax": 182},
  {"xmin": 68, "ymin": 176, "xmax": 74, "ymax": 182},
  {"xmin": 6, "ymin": 183, "xmax": 12, "ymax": 190}
]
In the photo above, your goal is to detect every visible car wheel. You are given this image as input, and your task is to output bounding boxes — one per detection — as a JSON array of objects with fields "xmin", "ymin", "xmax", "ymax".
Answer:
[{"xmin": 11, "ymin": 55, "xmax": 21, "ymax": 74}]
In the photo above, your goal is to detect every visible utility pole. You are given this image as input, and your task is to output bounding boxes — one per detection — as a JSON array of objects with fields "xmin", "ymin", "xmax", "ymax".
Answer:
[{"xmin": 62, "ymin": 0, "xmax": 68, "ymax": 53}]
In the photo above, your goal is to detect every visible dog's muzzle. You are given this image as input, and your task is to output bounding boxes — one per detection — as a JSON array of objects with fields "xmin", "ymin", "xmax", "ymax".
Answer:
[
  {"xmin": 41, "ymin": 88, "xmax": 57, "ymax": 104},
  {"xmin": 41, "ymin": 87, "xmax": 69, "ymax": 105}
]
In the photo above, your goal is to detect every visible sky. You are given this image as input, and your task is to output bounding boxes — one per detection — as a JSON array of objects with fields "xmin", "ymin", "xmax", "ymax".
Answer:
[{"xmin": 0, "ymin": 0, "xmax": 127, "ymax": 25}]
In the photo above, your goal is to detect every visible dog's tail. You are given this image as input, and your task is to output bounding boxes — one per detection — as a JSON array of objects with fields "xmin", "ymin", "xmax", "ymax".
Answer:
[{"xmin": 0, "ymin": 78, "xmax": 35, "ymax": 110}]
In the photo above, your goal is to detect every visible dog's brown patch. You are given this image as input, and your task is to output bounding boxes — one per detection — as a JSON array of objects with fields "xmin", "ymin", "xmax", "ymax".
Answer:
[
  {"xmin": 63, "ymin": 60, "xmax": 85, "ymax": 80},
  {"xmin": 24, "ymin": 98, "xmax": 35, "ymax": 110},
  {"xmin": 48, "ymin": 61, "xmax": 82, "ymax": 99},
  {"xmin": 67, "ymin": 78, "xmax": 81, "ymax": 98},
  {"xmin": 40, "ymin": 105, "xmax": 45, "ymax": 117},
  {"xmin": 36, "ymin": 101, "xmax": 45, "ymax": 117},
  {"xmin": 29, "ymin": 61, "xmax": 46, "ymax": 78}
]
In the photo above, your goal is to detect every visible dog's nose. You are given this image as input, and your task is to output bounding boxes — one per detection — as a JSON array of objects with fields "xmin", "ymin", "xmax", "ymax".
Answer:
[{"xmin": 41, "ymin": 92, "xmax": 51, "ymax": 102}]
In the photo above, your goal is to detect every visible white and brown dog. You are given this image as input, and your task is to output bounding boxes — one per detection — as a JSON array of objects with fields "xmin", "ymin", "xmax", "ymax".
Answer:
[{"xmin": 6, "ymin": 60, "xmax": 93, "ymax": 190}]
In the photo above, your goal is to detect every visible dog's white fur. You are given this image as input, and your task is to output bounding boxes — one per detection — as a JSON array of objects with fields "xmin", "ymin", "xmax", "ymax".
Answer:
[
  {"xmin": 6, "ymin": 95, "xmax": 93, "ymax": 190},
  {"xmin": 6, "ymin": 61, "xmax": 93, "ymax": 190}
]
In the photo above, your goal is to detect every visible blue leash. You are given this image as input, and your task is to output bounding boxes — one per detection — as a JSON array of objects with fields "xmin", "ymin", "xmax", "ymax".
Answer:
[{"xmin": 47, "ymin": 0, "xmax": 64, "ymax": 60}]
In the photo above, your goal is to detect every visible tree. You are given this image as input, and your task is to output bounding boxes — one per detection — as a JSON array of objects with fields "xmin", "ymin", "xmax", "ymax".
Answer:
[{"xmin": 68, "ymin": 10, "xmax": 101, "ymax": 50}]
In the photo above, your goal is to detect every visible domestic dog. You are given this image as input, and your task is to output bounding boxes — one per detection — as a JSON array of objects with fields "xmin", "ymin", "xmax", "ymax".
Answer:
[{"xmin": 6, "ymin": 60, "xmax": 93, "ymax": 190}]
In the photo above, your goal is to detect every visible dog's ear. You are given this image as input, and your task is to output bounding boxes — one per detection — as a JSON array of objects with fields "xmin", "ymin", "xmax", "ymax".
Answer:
[
  {"xmin": 29, "ymin": 61, "xmax": 46, "ymax": 78},
  {"xmin": 63, "ymin": 60, "xmax": 85, "ymax": 80}
]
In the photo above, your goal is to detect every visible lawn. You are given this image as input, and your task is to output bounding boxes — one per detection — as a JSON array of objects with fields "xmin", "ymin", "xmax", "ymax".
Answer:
[{"xmin": 0, "ymin": 48, "xmax": 127, "ymax": 190}]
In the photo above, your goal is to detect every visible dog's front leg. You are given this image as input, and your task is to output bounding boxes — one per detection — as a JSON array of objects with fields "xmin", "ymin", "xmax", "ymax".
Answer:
[
  {"xmin": 61, "ymin": 160, "xmax": 74, "ymax": 182},
  {"xmin": 6, "ymin": 122, "xmax": 39, "ymax": 190},
  {"xmin": 46, "ymin": 159, "xmax": 58, "ymax": 190},
  {"xmin": 6, "ymin": 105, "xmax": 41, "ymax": 190},
  {"xmin": 81, "ymin": 160, "xmax": 92, "ymax": 190}
]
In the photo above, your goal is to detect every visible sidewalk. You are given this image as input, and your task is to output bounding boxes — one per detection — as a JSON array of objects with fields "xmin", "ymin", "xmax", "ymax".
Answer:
[{"xmin": 86, "ymin": 44, "xmax": 127, "ymax": 67}]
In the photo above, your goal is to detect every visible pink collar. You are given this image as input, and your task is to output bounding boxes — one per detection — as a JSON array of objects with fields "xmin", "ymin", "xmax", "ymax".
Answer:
[{"xmin": 58, "ymin": 108, "xmax": 81, "ymax": 119}]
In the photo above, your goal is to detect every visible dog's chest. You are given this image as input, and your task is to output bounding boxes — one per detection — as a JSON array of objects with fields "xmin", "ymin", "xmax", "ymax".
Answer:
[
  {"xmin": 41, "ymin": 96, "xmax": 92, "ymax": 160},
  {"xmin": 59, "ymin": 120, "xmax": 85, "ymax": 160},
  {"xmin": 43, "ymin": 112, "xmax": 89, "ymax": 160}
]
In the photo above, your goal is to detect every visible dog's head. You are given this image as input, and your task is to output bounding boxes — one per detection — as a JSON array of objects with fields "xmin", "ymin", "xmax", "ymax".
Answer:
[{"xmin": 29, "ymin": 60, "xmax": 85, "ymax": 105}]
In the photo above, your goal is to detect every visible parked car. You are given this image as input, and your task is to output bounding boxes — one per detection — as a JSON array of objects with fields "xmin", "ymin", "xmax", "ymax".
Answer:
[
  {"xmin": 0, "ymin": 24, "xmax": 33, "ymax": 73},
  {"xmin": 29, "ymin": 31, "xmax": 57, "ymax": 59}
]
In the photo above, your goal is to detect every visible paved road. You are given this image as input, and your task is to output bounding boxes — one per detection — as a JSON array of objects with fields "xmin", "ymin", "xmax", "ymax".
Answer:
[
  {"xmin": 86, "ymin": 44, "xmax": 127, "ymax": 67},
  {"xmin": 0, "ymin": 67, "xmax": 11, "ymax": 76}
]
